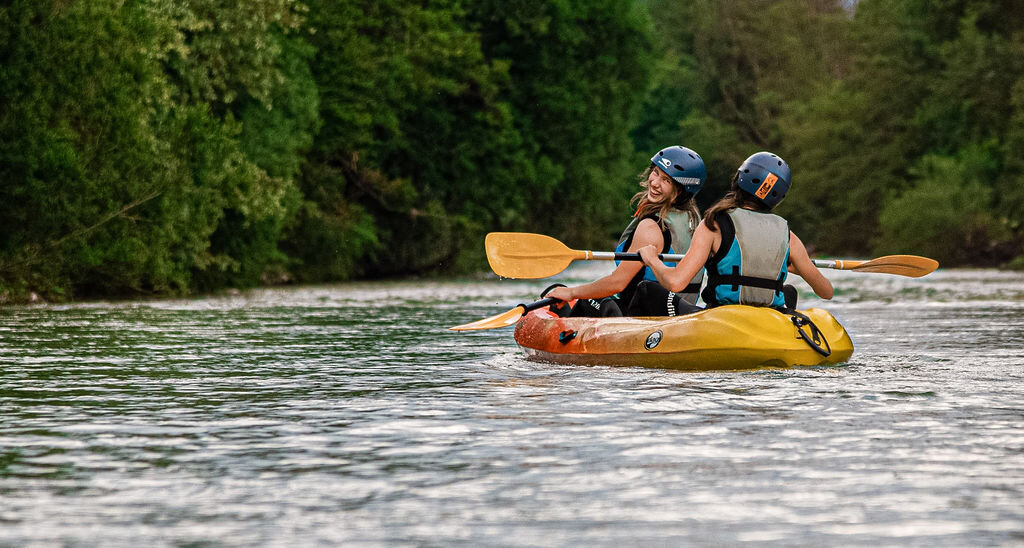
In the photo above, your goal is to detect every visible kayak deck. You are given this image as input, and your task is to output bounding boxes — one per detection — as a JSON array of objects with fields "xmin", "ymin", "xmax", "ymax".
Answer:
[{"xmin": 513, "ymin": 304, "xmax": 854, "ymax": 371}]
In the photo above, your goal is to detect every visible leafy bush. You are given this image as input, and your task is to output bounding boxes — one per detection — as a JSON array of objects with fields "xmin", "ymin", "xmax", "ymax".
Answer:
[{"xmin": 876, "ymin": 148, "xmax": 1013, "ymax": 266}]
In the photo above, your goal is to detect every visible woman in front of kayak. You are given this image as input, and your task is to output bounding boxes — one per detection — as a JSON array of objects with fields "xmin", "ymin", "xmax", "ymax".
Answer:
[
  {"xmin": 638, "ymin": 151, "xmax": 833, "ymax": 310},
  {"xmin": 544, "ymin": 145, "xmax": 707, "ymax": 317}
]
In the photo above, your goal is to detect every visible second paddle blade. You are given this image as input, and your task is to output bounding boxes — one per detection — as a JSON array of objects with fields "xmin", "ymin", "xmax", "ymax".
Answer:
[
  {"xmin": 450, "ymin": 305, "xmax": 526, "ymax": 331},
  {"xmin": 484, "ymin": 232, "xmax": 580, "ymax": 279},
  {"xmin": 851, "ymin": 255, "xmax": 939, "ymax": 278}
]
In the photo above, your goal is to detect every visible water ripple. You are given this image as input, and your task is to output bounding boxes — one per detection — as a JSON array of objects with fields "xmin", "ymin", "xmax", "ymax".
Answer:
[{"xmin": 2, "ymin": 268, "xmax": 1024, "ymax": 545}]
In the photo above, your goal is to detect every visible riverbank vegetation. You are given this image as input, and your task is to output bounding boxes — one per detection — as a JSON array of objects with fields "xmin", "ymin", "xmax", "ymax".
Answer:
[{"xmin": 2, "ymin": 0, "xmax": 1022, "ymax": 302}]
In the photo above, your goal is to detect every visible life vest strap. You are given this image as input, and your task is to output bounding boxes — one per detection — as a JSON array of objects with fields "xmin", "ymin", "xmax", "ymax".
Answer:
[{"xmin": 712, "ymin": 273, "xmax": 784, "ymax": 293}]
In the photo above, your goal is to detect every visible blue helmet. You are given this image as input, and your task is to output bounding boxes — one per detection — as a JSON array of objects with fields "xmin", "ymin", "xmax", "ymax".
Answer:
[
  {"xmin": 736, "ymin": 151, "xmax": 792, "ymax": 208},
  {"xmin": 650, "ymin": 145, "xmax": 706, "ymax": 202}
]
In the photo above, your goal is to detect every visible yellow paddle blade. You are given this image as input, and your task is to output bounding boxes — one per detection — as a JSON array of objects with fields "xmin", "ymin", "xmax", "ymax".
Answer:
[
  {"xmin": 485, "ymin": 232, "xmax": 589, "ymax": 279},
  {"xmin": 834, "ymin": 255, "xmax": 939, "ymax": 278},
  {"xmin": 450, "ymin": 305, "xmax": 527, "ymax": 331}
]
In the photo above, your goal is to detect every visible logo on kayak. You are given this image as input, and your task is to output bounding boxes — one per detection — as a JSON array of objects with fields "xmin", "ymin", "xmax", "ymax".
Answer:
[{"xmin": 645, "ymin": 330, "xmax": 663, "ymax": 350}]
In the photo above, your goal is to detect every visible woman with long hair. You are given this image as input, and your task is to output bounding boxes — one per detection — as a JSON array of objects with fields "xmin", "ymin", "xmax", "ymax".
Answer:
[{"xmin": 545, "ymin": 145, "xmax": 707, "ymax": 317}]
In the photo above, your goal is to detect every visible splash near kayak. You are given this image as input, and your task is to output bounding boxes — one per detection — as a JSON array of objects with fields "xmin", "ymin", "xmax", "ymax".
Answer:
[{"xmin": 513, "ymin": 304, "xmax": 853, "ymax": 371}]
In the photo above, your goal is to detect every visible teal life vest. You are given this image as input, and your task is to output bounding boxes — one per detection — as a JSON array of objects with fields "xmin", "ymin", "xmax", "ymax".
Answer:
[
  {"xmin": 702, "ymin": 208, "xmax": 789, "ymax": 308},
  {"xmin": 614, "ymin": 214, "xmax": 668, "ymax": 308},
  {"xmin": 614, "ymin": 211, "xmax": 703, "ymax": 307}
]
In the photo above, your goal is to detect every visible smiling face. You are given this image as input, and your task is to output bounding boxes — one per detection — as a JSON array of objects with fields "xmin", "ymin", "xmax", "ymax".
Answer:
[{"xmin": 646, "ymin": 167, "xmax": 679, "ymax": 205}]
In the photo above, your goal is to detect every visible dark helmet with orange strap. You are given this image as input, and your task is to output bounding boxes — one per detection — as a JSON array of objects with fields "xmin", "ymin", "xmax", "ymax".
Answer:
[
  {"xmin": 650, "ymin": 145, "xmax": 706, "ymax": 204},
  {"xmin": 736, "ymin": 151, "xmax": 792, "ymax": 208}
]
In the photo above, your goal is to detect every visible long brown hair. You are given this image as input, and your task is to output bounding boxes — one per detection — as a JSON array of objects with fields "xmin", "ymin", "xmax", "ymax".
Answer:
[
  {"xmin": 631, "ymin": 167, "xmax": 701, "ymax": 228},
  {"xmin": 702, "ymin": 174, "xmax": 770, "ymax": 232}
]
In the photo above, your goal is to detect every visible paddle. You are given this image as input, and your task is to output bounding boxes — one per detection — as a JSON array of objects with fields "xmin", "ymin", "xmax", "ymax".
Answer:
[
  {"xmin": 485, "ymin": 232, "xmax": 666, "ymax": 280},
  {"xmin": 450, "ymin": 297, "xmax": 558, "ymax": 331},
  {"xmin": 485, "ymin": 232, "xmax": 939, "ymax": 279},
  {"xmin": 809, "ymin": 257, "xmax": 939, "ymax": 278}
]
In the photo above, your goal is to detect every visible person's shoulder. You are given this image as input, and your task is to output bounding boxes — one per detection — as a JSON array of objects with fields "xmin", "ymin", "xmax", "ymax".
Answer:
[
  {"xmin": 692, "ymin": 219, "xmax": 716, "ymax": 241},
  {"xmin": 635, "ymin": 217, "xmax": 660, "ymax": 235},
  {"xmin": 788, "ymin": 231, "xmax": 807, "ymax": 250},
  {"xmin": 634, "ymin": 217, "xmax": 666, "ymax": 240}
]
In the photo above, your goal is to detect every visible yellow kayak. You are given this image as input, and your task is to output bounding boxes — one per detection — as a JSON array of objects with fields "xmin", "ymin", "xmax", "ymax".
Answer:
[{"xmin": 513, "ymin": 304, "xmax": 854, "ymax": 371}]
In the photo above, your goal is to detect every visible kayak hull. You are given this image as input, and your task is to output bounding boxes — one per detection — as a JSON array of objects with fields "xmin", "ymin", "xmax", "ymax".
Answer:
[{"xmin": 513, "ymin": 305, "xmax": 854, "ymax": 371}]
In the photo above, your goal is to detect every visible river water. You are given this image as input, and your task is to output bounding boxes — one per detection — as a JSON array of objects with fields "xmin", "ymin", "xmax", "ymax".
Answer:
[{"xmin": 1, "ymin": 264, "xmax": 1023, "ymax": 546}]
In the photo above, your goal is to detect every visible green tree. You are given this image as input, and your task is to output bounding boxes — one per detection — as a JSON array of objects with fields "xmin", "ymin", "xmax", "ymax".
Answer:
[
  {"xmin": 290, "ymin": 0, "xmax": 654, "ymax": 279},
  {"xmin": 877, "ymin": 148, "xmax": 1006, "ymax": 264},
  {"xmin": 468, "ymin": 0, "xmax": 656, "ymax": 246},
  {"xmin": 0, "ymin": 0, "xmax": 317, "ymax": 299},
  {"xmin": 784, "ymin": 0, "xmax": 1024, "ymax": 264},
  {"xmin": 152, "ymin": 0, "xmax": 318, "ymax": 289},
  {"xmin": 0, "ymin": 0, "xmax": 185, "ymax": 297},
  {"xmin": 638, "ymin": 0, "xmax": 851, "ymax": 212},
  {"xmin": 288, "ymin": 0, "xmax": 518, "ymax": 281}
]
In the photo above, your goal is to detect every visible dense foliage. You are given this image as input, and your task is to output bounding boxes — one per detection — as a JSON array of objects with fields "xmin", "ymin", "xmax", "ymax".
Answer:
[
  {"xmin": 1, "ymin": 0, "xmax": 1022, "ymax": 302},
  {"xmin": 642, "ymin": 0, "xmax": 1024, "ymax": 264},
  {"xmin": 0, "ymin": 0, "xmax": 314, "ymax": 298}
]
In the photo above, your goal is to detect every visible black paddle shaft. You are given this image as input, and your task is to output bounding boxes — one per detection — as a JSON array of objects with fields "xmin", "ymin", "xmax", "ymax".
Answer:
[{"xmin": 612, "ymin": 252, "xmax": 684, "ymax": 262}]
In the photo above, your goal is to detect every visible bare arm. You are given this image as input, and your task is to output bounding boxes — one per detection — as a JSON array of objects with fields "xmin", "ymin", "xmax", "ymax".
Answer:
[
  {"xmin": 546, "ymin": 219, "xmax": 664, "ymax": 302},
  {"xmin": 638, "ymin": 220, "xmax": 714, "ymax": 293},
  {"xmin": 787, "ymin": 232, "xmax": 833, "ymax": 299}
]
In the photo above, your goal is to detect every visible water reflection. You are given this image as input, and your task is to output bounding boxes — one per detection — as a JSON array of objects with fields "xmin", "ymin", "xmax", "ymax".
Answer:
[{"xmin": 1, "ymin": 266, "xmax": 1024, "ymax": 545}]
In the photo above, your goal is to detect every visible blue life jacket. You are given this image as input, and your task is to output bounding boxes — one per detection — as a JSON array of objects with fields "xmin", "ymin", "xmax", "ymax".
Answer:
[
  {"xmin": 702, "ymin": 208, "xmax": 789, "ymax": 308},
  {"xmin": 614, "ymin": 212, "xmax": 703, "ymax": 307},
  {"xmin": 614, "ymin": 214, "xmax": 671, "ymax": 308}
]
